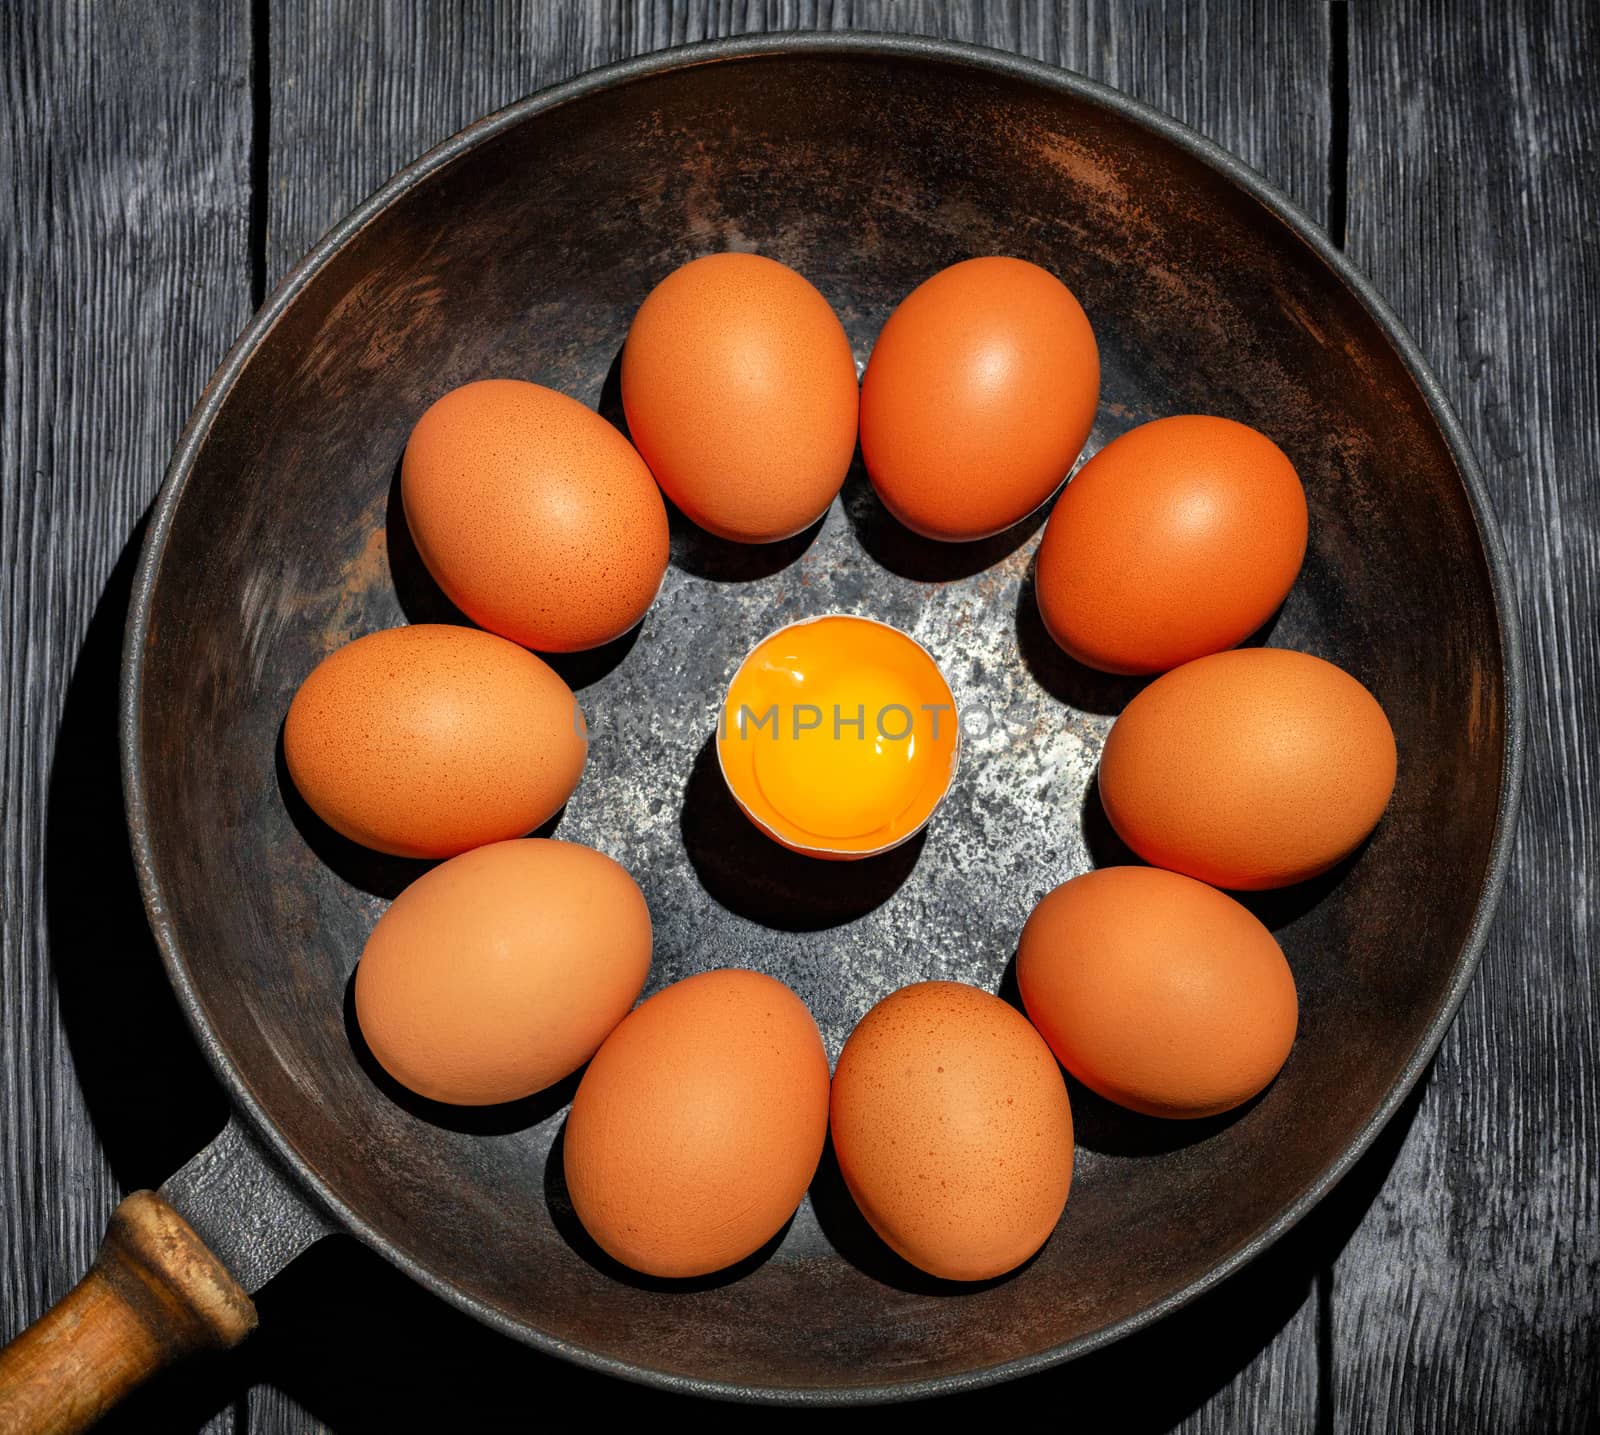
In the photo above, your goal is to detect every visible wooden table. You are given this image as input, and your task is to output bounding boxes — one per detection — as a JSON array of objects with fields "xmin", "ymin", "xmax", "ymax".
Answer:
[{"xmin": 2, "ymin": 3, "xmax": 1594, "ymax": 1430}]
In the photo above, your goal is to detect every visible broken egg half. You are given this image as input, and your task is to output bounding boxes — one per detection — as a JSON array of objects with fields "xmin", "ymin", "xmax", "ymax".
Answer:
[{"xmin": 716, "ymin": 614, "xmax": 960, "ymax": 860}]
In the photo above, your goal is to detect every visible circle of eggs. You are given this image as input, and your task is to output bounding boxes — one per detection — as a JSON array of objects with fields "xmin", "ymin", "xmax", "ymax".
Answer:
[{"xmin": 283, "ymin": 248, "xmax": 1400, "ymax": 1290}]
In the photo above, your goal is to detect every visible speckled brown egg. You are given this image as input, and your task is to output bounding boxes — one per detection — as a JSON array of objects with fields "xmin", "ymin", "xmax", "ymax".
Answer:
[
  {"xmin": 1099, "ymin": 647, "xmax": 1398, "ymax": 889},
  {"xmin": 354, "ymin": 838, "xmax": 651, "ymax": 1105},
  {"xmin": 1018, "ymin": 867, "xmax": 1298, "ymax": 1119},
  {"xmin": 829, "ymin": 981, "xmax": 1074, "ymax": 1282},
  {"xmin": 563, "ymin": 968, "xmax": 831, "ymax": 1278},
  {"xmin": 283, "ymin": 623, "xmax": 585, "ymax": 859},
  {"xmin": 401, "ymin": 379, "xmax": 669, "ymax": 652},
  {"xmin": 621, "ymin": 252, "xmax": 860, "ymax": 543}
]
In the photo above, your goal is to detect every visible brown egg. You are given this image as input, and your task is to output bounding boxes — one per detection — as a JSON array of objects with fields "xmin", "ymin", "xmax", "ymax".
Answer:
[
  {"xmin": 621, "ymin": 252, "xmax": 860, "ymax": 543},
  {"xmin": 1035, "ymin": 415, "xmax": 1308, "ymax": 674},
  {"xmin": 860, "ymin": 257, "xmax": 1099, "ymax": 541},
  {"xmin": 563, "ymin": 968, "xmax": 830, "ymax": 1278},
  {"xmin": 829, "ymin": 981, "xmax": 1073, "ymax": 1282},
  {"xmin": 401, "ymin": 379, "xmax": 669, "ymax": 652},
  {"xmin": 1099, "ymin": 648, "xmax": 1398, "ymax": 889},
  {"xmin": 354, "ymin": 839, "xmax": 651, "ymax": 1105},
  {"xmin": 1018, "ymin": 868, "xmax": 1298, "ymax": 1118},
  {"xmin": 284, "ymin": 624, "xmax": 585, "ymax": 859}
]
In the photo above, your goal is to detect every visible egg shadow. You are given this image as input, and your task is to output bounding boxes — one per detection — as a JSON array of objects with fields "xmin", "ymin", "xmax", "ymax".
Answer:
[
  {"xmin": 1236, "ymin": 600, "xmax": 1287, "ymax": 651},
  {"xmin": 995, "ymin": 948, "xmax": 1029, "ymax": 1014},
  {"xmin": 542, "ymin": 1120, "xmax": 793, "ymax": 1291},
  {"xmin": 667, "ymin": 493, "xmax": 826, "ymax": 584},
  {"xmin": 1015, "ymin": 559, "xmax": 1151, "ymax": 717},
  {"xmin": 1230, "ymin": 840, "xmax": 1370, "ymax": 934},
  {"xmin": 807, "ymin": 1133, "xmax": 1038, "ymax": 1296},
  {"xmin": 1063, "ymin": 1069, "xmax": 1262, "ymax": 1159},
  {"xmin": 384, "ymin": 460, "xmax": 476, "ymax": 628},
  {"xmin": 595, "ymin": 342, "xmax": 823, "ymax": 583},
  {"xmin": 1017, "ymin": 565, "xmax": 1290, "ymax": 721},
  {"xmin": 841, "ymin": 457, "xmax": 1050, "ymax": 583},
  {"xmin": 342, "ymin": 973, "xmax": 581, "ymax": 1135},
  {"xmin": 1080, "ymin": 778, "xmax": 1140, "ymax": 870},
  {"xmin": 274, "ymin": 722, "xmax": 440, "ymax": 900},
  {"xmin": 678, "ymin": 730, "xmax": 925, "ymax": 931},
  {"xmin": 540, "ymin": 625, "xmax": 645, "ymax": 692}
]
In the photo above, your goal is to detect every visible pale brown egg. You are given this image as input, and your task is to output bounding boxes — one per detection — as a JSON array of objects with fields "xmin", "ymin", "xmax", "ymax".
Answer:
[
  {"xmin": 563, "ymin": 968, "xmax": 830, "ymax": 1278},
  {"xmin": 1018, "ymin": 867, "xmax": 1298, "ymax": 1119},
  {"xmin": 621, "ymin": 252, "xmax": 860, "ymax": 543},
  {"xmin": 401, "ymin": 379, "xmax": 669, "ymax": 652},
  {"xmin": 284, "ymin": 624, "xmax": 585, "ymax": 859},
  {"xmin": 829, "ymin": 981, "xmax": 1074, "ymax": 1282},
  {"xmin": 1099, "ymin": 647, "xmax": 1398, "ymax": 889},
  {"xmin": 353, "ymin": 839, "xmax": 651, "ymax": 1105}
]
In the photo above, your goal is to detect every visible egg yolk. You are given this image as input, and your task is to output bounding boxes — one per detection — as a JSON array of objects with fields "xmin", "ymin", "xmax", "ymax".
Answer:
[
  {"xmin": 753, "ymin": 663, "xmax": 925, "ymax": 840},
  {"xmin": 718, "ymin": 616, "xmax": 959, "ymax": 858}
]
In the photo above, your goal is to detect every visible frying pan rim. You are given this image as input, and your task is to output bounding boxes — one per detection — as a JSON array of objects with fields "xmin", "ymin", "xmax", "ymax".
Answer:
[{"xmin": 118, "ymin": 31, "xmax": 1527, "ymax": 1406}]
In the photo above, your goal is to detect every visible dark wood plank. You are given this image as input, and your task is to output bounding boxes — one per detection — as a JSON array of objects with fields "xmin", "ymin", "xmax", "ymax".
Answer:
[
  {"xmin": 251, "ymin": 4, "xmax": 1329, "ymax": 1432},
  {"xmin": 264, "ymin": 0, "xmax": 1332, "ymax": 281},
  {"xmin": 0, "ymin": 2, "xmax": 255, "ymax": 1431},
  {"xmin": 1065, "ymin": 0, "xmax": 1332, "ymax": 227},
  {"xmin": 1335, "ymin": 1, "xmax": 1600, "ymax": 1430}
]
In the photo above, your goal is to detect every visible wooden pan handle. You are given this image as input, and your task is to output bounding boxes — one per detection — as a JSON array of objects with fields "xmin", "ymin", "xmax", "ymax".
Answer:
[{"xmin": 0, "ymin": 1189, "xmax": 256, "ymax": 1435}]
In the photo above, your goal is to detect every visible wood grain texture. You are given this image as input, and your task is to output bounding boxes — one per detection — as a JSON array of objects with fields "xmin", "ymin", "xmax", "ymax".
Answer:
[
  {"xmin": 1334, "ymin": 1, "xmax": 1600, "ymax": 1430},
  {"xmin": 251, "ymin": 3, "xmax": 1328, "ymax": 1431},
  {"xmin": 264, "ymin": 0, "xmax": 1333, "ymax": 282},
  {"xmin": 0, "ymin": 1190, "xmax": 256, "ymax": 1435},
  {"xmin": 18, "ymin": 2, "xmax": 1592, "ymax": 1433},
  {"xmin": 0, "ymin": 3, "xmax": 252, "ymax": 1431}
]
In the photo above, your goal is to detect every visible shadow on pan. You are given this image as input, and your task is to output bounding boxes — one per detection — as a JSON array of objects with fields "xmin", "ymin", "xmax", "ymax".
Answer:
[
  {"xmin": 228, "ymin": 1087, "xmax": 1425, "ymax": 1430},
  {"xmin": 679, "ymin": 730, "xmax": 925, "ymax": 930},
  {"xmin": 43, "ymin": 530, "xmax": 239, "ymax": 1433}
]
